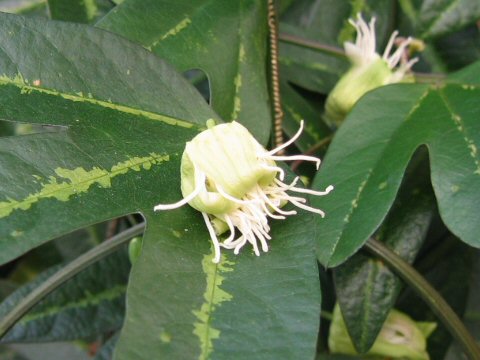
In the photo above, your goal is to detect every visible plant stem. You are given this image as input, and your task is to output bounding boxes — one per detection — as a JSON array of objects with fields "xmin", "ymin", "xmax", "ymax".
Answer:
[
  {"xmin": 365, "ymin": 238, "xmax": 480, "ymax": 359},
  {"xmin": 321, "ymin": 310, "xmax": 333, "ymax": 321},
  {"xmin": 268, "ymin": 0, "xmax": 284, "ymax": 152},
  {"xmin": 278, "ymin": 33, "xmax": 445, "ymax": 84},
  {"xmin": 278, "ymin": 33, "xmax": 346, "ymax": 58},
  {"xmin": 0, "ymin": 222, "xmax": 145, "ymax": 338}
]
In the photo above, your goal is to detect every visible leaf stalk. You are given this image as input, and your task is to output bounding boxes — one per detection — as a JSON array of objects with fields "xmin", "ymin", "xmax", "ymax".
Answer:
[
  {"xmin": 365, "ymin": 238, "xmax": 480, "ymax": 359},
  {"xmin": 0, "ymin": 222, "xmax": 145, "ymax": 338}
]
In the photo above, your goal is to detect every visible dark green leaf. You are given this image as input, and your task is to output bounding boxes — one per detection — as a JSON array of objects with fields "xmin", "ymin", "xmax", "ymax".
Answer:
[
  {"xmin": 448, "ymin": 61, "xmax": 480, "ymax": 85},
  {"xmin": 311, "ymin": 71, "xmax": 480, "ymax": 266},
  {"xmin": 0, "ymin": 11, "xmax": 323, "ymax": 359},
  {"xmin": 280, "ymin": 0, "xmax": 394, "ymax": 46},
  {"xmin": 0, "ymin": 281, "xmax": 17, "ymax": 302},
  {"xmin": 433, "ymin": 25, "xmax": 480, "ymax": 71},
  {"xmin": 417, "ymin": 0, "xmax": 480, "ymax": 39},
  {"xmin": 114, "ymin": 208, "xmax": 321, "ymax": 360},
  {"xmin": 279, "ymin": 23, "xmax": 348, "ymax": 94},
  {"xmin": 334, "ymin": 157, "xmax": 436, "ymax": 353},
  {"xmin": 47, "ymin": 0, "xmax": 98, "ymax": 23},
  {"xmin": 0, "ymin": 250, "xmax": 129, "ymax": 342},
  {"xmin": 445, "ymin": 251, "xmax": 480, "ymax": 359},
  {"xmin": 0, "ymin": 121, "xmax": 15, "ymax": 136},
  {"xmin": 281, "ymin": 81, "xmax": 331, "ymax": 152},
  {"xmin": 397, "ymin": 238, "xmax": 475, "ymax": 359},
  {"xmin": 97, "ymin": 0, "xmax": 271, "ymax": 144},
  {"xmin": 0, "ymin": 12, "xmax": 218, "ymax": 265}
]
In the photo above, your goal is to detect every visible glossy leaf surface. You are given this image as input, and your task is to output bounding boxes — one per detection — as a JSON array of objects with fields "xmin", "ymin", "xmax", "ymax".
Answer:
[
  {"xmin": 312, "ymin": 65, "xmax": 480, "ymax": 266},
  {"xmin": 0, "ymin": 251, "xmax": 129, "ymax": 342},
  {"xmin": 114, "ymin": 207, "xmax": 321, "ymax": 360},
  {"xmin": 0, "ymin": 11, "xmax": 322, "ymax": 359},
  {"xmin": 334, "ymin": 164, "xmax": 436, "ymax": 352},
  {"xmin": 97, "ymin": 0, "xmax": 271, "ymax": 144}
]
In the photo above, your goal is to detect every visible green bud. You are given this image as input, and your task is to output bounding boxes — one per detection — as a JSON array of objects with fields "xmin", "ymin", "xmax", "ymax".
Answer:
[
  {"xmin": 154, "ymin": 120, "xmax": 333, "ymax": 263},
  {"xmin": 180, "ymin": 121, "xmax": 276, "ymax": 216},
  {"xmin": 128, "ymin": 236, "xmax": 143, "ymax": 265},
  {"xmin": 325, "ymin": 58, "xmax": 392, "ymax": 126},
  {"xmin": 324, "ymin": 14, "xmax": 418, "ymax": 127},
  {"xmin": 328, "ymin": 304, "xmax": 436, "ymax": 360}
]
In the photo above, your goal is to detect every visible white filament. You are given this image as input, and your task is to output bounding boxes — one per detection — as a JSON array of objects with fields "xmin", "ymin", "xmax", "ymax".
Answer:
[
  {"xmin": 202, "ymin": 212, "xmax": 221, "ymax": 264},
  {"xmin": 348, "ymin": 13, "xmax": 417, "ymax": 78},
  {"xmin": 153, "ymin": 166, "xmax": 205, "ymax": 211},
  {"xmin": 154, "ymin": 121, "xmax": 333, "ymax": 263}
]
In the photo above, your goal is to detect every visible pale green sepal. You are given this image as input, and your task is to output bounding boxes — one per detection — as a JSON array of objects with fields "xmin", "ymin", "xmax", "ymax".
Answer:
[
  {"xmin": 325, "ymin": 58, "xmax": 392, "ymax": 127},
  {"xmin": 180, "ymin": 121, "xmax": 275, "ymax": 214},
  {"xmin": 329, "ymin": 304, "xmax": 434, "ymax": 360}
]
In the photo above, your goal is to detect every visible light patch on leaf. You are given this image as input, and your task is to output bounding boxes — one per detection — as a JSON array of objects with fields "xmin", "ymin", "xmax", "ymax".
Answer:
[
  {"xmin": 231, "ymin": 74, "xmax": 242, "ymax": 120},
  {"xmin": 343, "ymin": 177, "xmax": 369, "ymax": 224},
  {"xmin": 84, "ymin": 0, "xmax": 98, "ymax": 21},
  {"xmin": 192, "ymin": 250, "xmax": 234, "ymax": 360},
  {"xmin": 239, "ymin": 43, "xmax": 246, "ymax": 62},
  {"xmin": 0, "ymin": 153, "xmax": 169, "ymax": 218},
  {"xmin": 378, "ymin": 181, "xmax": 388, "ymax": 190},
  {"xmin": 285, "ymin": 105, "xmax": 322, "ymax": 143},
  {"xmin": 0, "ymin": 73, "xmax": 194, "ymax": 128},
  {"xmin": 20, "ymin": 284, "xmax": 126, "ymax": 323},
  {"xmin": 159, "ymin": 330, "xmax": 172, "ymax": 343},
  {"xmin": 444, "ymin": 100, "xmax": 480, "ymax": 176},
  {"xmin": 147, "ymin": 17, "xmax": 192, "ymax": 50}
]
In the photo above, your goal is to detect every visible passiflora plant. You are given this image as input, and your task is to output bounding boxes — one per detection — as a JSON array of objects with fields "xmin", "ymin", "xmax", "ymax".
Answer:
[{"xmin": 0, "ymin": 1, "xmax": 479, "ymax": 360}]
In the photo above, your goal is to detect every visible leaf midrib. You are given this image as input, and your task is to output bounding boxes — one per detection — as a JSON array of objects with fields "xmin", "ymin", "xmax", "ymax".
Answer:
[{"xmin": 0, "ymin": 75, "xmax": 195, "ymax": 128}]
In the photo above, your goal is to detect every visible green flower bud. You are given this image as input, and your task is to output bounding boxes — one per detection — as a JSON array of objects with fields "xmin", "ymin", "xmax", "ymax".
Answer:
[
  {"xmin": 154, "ymin": 120, "xmax": 333, "ymax": 263},
  {"xmin": 128, "ymin": 237, "xmax": 143, "ymax": 265},
  {"xmin": 328, "ymin": 304, "xmax": 436, "ymax": 360},
  {"xmin": 325, "ymin": 14, "xmax": 418, "ymax": 127}
]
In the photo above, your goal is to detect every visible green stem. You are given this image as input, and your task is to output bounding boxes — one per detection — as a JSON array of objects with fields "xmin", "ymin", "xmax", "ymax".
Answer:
[
  {"xmin": 278, "ymin": 33, "xmax": 445, "ymax": 84},
  {"xmin": 365, "ymin": 238, "xmax": 480, "ymax": 359},
  {"xmin": 0, "ymin": 223, "xmax": 145, "ymax": 338},
  {"xmin": 278, "ymin": 33, "xmax": 346, "ymax": 58},
  {"xmin": 321, "ymin": 310, "xmax": 333, "ymax": 322}
]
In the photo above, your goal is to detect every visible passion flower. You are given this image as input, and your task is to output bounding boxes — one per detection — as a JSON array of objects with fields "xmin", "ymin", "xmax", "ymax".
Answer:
[
  {"xmin": 329, "ymin": 304, "xmax": 436, "ymax": 360},
  {"xmin": 325, "ymin": 13, "xmax": 419, "ymax": 126},
  {"xmin": 154, "ymin": 120, "xmax": 333, "ymax": 263}
]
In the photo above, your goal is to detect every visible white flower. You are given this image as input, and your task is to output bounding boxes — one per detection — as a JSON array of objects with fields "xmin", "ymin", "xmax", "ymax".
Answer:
[
  {"xmin": 154, "ymin": 120, "xmax": 333, "ymax": 263},
  {"xmin": 345, "ymin": 14, "xmax": 418, "ymax": 82},
  {"xmin": 325, "ymin": 14, "xmax": 419, "ymax": 126}
]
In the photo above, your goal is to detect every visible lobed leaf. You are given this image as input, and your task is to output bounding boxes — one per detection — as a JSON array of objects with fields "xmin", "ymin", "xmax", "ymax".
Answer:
[
  {"xmin": 0, "ymin": 12, "xmax": 218, "ymax": 265},
  {"xmin": 312, "ymin": 62, "xmax": 480, "ymax": 267},
  {"xmin": 114, "ymin": 208, "xmax": 321, "ymax": 360},
  {"xmin": 0, "ymin": 10, "xmax": 323, "ymax": 360},
  {"xmin": 334, "ymin": 161, "xmax": 436, "ymax": 353},
  {"xmin": 97, "ymin": 0, "xmax": 271, "ymax": 144}
]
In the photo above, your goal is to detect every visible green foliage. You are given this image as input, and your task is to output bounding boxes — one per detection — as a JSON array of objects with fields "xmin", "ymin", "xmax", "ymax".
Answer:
[
  {"xmin": 333, "ymin": 158, "xmax": 436, "ymax": 352},
  {"xmin": 0, "ymin": 1, "xmax": 479, "ymax": 359},
  {"xmin": 311, "ymin": 79, "xmax": 480, "ymax": 266},
  {"xmin": 97, "ymin": 0, "xmax": 271, "ymax": 144},
  {"xmin": 47, "ymin": 0, "xmax": 98, "ymax": 23},
  {"xmin": 0, "ymin": 251, "xmax": 129, "ymax": 342}
]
